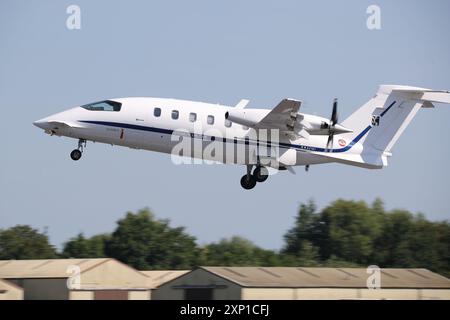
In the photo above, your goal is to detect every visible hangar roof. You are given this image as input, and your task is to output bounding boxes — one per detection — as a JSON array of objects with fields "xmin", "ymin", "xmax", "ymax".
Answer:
[
  {"xmin": 200, "ymin": 267, "xmax": 450, "ymax": 289},
  {"xmin": 0, "ymin": 258, "xmax": 113, "ymax": 279},
  {"xmin": 0, "ymin": 259, "xmax": 156, "ymax": 290},
  {"xmin": 141, "ymin": 270, "xmax": 189, "ymax": 288}
]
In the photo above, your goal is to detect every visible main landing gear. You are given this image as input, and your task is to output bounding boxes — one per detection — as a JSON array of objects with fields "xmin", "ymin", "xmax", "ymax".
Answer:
[
  {"xmin": 70, "ymin": 139, "xmax": 86, "ymax": 161},
  {"xmin": 240, "ymin": 165, "xmax": 269, "ymax": 190}
]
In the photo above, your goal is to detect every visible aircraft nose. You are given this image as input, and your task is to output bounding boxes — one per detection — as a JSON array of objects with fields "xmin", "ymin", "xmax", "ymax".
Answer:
[{"xmin": 33, "ymin": 118, "xmax": 49, "ymax": 130}]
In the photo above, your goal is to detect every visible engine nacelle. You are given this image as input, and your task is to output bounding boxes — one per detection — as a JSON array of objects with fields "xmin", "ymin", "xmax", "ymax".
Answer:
[
  {"xmin": 299, "ymin": 114, "xmax": 353, "ymax": 135},
  {"xmin": 224, "ymin": 109, "xmax": 268, "ymax": 127}
]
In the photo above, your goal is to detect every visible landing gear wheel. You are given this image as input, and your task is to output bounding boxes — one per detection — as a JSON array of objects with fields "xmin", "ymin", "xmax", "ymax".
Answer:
[
  {"xmin": 70, "ymin": 149, "xmax": 82, "ymax": 161},
  {"xmin": 253, "ymin": 166, "xmax": 269, "ymax": 183},
  {"xmin": 70, "ymin": 139, "xmax": 86, "ymax": 161},
  {"xmin": 240, "ymin": 174, "xmax": 257, "ymax": 190}
]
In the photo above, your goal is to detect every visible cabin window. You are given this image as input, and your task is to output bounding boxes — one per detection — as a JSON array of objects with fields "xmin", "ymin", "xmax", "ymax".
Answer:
[
  {"xmin": 225, "ymin": 119, "xmax": 232, "ymax": 128},
  {"xmin": 81, "ymin": 100, "xmax": 122, "ymax": 112},
  {"xmin": 171, "ymin": 110, "xmax": 179, "ymax": 120},
  {"xmin": 189, "ymin": 113, "xmax": 197, "ymax": 122},
  {"xmin": 207, "ymin": 115, "xmax": 214, "ymax": 125},
  {"xmin": 242, "ymin": 125, "xmax": 249, "ymax": 130},
  {"xmin": 154, "ymin": 107, "xmax": 161, "ymax": 117}
]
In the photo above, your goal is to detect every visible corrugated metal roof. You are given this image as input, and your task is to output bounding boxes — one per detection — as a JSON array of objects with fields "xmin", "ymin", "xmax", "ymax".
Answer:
[
  {"xmin": 0, "ymin": 258, "xmax": 110, "ymax": 278},
  {"xmin": 141, "ymin": 270, "xmax": 189, "ymax": 287},
  {"xmin": 200, "ymin": 267, "xmax": 450, "ymax": 288}
]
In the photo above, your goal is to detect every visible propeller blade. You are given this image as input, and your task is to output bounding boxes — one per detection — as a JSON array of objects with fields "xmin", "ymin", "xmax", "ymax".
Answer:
[
  {"xmin": 324, "ymin": 98, "xmax": 338, "ymax": 151},
  {"xmin": 331, "ymin": 98, "xmax": 338, "ymax": 125},
  {"xmin": 326, "ymin": 134, "xmax": 333, "ymax": 149}
]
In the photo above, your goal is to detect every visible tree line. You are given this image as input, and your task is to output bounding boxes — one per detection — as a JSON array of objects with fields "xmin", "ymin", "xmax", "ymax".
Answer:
[{"xmin": 0, "ymin": 199, "xmax": 449, "ymax": 277}]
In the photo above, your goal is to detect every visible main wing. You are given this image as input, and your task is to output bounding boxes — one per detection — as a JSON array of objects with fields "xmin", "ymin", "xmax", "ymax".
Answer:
[
  {"xmin": 255, "ymin": 98, "xmax": 301, "ymax": 129},
  {"xmin": 254, "ymin": 98, "xmax": 308, "ymax": 139}
]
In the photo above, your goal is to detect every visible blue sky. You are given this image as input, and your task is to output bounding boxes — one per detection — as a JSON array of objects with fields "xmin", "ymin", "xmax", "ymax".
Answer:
[{"xmin": 1, "ymin": 0, "xmax": 449, "ymax": 250}]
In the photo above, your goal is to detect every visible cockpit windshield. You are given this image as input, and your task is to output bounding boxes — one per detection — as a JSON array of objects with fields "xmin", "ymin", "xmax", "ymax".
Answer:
[{"xmin": 81, "ymin": 100, "xmax": 122, "ymax": 112}]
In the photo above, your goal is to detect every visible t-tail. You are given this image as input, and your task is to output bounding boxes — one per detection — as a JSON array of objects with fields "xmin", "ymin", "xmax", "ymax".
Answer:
[{"xmin": 326, "ymin": 85, "xmax": 450, "ymax": 168}]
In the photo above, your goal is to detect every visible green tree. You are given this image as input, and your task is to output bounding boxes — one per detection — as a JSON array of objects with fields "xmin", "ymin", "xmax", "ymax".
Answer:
[
  {"xmin": 432, "ymin": 221, "xmax": 450, "ymax": 277},
  {"xmin": 0, "ymin": 225, "xmax": 57, "ymax": 259},
  {"xmin": 372, "ymin": 211, "xmax": 450, "ymax": 277},
  {"xmin": 282, "ymin": 200, "xmax": 320, "ymax": 264},
  {"xmin": 105, "ymin": 209, "xmax": 198, "ymax": 270},
  {"xmin": 372, "ymin": 209, "xmax": 415, "ymax": 266},
  {"xmin": 408, "ymin": 214, "xmax": 441, "ymax": 268},
  {"xmin": 62, "ymin": 233, "xmax": 110, "ymax": 258},
  {"xmin": 317, "ymin": 199, "xmax": 383, "ymax": 264},
  {"xmin": 280, "ymin": 198, "xmax": 450, "ymax": 276},
  {"xmin": 371, "ymin": 198, "xmax": 385, "ymax": 216},
  {"xmin": 200, "ymin": 236, "xmax": 280, "ymax": 266}
]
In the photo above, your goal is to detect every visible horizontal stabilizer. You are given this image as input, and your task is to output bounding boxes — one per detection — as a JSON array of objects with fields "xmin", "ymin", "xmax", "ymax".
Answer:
[{"xmin": 380, "ymin": 85, "xmax": 450, "ymax": 105}]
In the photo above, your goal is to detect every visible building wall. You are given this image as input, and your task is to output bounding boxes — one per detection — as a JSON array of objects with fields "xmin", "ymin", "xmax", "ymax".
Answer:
[
  {"xmin": 68, "ymin": 290, "xmax": 150, "ymax": 300},
  {"xmin": 242, "ymin": 288, "xmax": 450, "ymax": 300},
  {"xmin": 241, "ymin": 288, "xmax": 297, "ymax": 300},
  {"xmin": 94, "ymin": 290, "xmax": 129, "ymax": 300},
  {"xmin": 295, "ymin": 288, "xmax": 361, "ymax": 300},
  {"xmin": 153, "ymin": 269, "xmax": 241, "ymax": 300},
  {"xmin": 128, "ymin": 290, "xmax": 151, "ymax": 300},
  {"xmin": 419, "ymin": 289, "xmax": 450, "ymax": 300},
  {"xmin": 360, "ymin": 288, "xmax": 450, "ymax": 300},
  {"xmin": 359, "ymin": 289, "xmax": 418, "ymax": 300},
  {"xmin": 69, "ymin": 290, "xmax": 94, "ymax": 300},
  {"xmin": 0, "ymin": 280, "xmax": 24, "ymax": 300},
  {"xmin": 10, "ymin": 278, "xmax": 68, "ymax": 300},
  {"xmin": 241, "ymin": 288, "xmax": 357, "ymax": 300}
]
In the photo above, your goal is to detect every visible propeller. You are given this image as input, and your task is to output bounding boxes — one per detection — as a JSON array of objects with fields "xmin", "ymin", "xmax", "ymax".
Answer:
[{"xmin": 325, "ymin": 98, "xmax": 338, "ymax": 150}]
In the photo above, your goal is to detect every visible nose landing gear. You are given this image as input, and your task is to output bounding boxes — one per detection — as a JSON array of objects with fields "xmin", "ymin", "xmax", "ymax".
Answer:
[{"xmin": 70, "ymin": 139, "xmax": 86, "ymax": 161}]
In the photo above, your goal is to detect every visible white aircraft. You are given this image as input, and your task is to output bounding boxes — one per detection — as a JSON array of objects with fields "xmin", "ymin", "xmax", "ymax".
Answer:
[{"xmin": 34, "ymin": 85, "xmax": 450, "ymax": 189}]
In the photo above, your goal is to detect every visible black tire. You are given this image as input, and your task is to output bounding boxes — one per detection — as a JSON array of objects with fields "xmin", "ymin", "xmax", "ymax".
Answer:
[
  {"xmin": 253, "ymin": 166, "xmax": 269, "ymax": 182},
  {"xmin": 240, "ymin": 174, "xmax": 257, "ymax": 190},
  {"xmin": 70, "ymin": 149, "xmax": 82, "ymax": 161}
]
